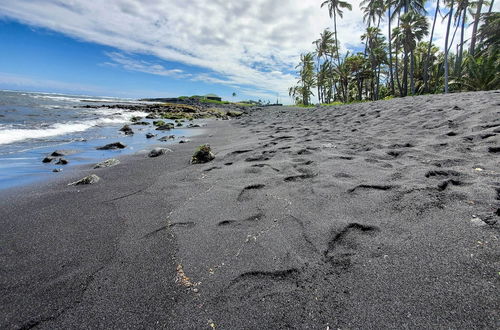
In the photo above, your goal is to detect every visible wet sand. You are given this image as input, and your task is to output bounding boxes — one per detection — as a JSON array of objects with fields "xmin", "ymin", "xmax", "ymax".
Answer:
[{"xmin": 1, "ymin": 91, "xmax": 499, "ymax": 329}]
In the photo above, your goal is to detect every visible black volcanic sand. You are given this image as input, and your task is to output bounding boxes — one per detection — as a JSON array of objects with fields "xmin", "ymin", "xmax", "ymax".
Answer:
[{"xmin": 1, "ymin": 91, "xmax": 499, "ymax": 329}]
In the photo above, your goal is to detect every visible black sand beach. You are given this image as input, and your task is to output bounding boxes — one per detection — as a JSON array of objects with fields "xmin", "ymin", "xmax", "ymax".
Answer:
[{"xmin": 1, "ymin": 91, "xmax": 499, "ymax": 329}]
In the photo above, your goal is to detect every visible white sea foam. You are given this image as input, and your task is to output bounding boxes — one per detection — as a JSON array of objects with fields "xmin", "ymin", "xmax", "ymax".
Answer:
[{"xmin": 0, "ymin": 110, "xmax": 148, "ymax": 145}]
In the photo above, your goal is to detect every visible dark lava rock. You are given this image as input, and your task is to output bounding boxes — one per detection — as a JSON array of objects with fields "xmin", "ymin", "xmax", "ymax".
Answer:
[
  {"xmin": 94, "ymin": 158, "xmax": 120, "ymax": 168},
  {"xmin": 156, "ymin": 123, "xmax": 175, "ymax": 131},
  {"xmin": 158, "ymin": 135, "xmax": 175, "ymax": 141},
  {"xmin": 55, "ymin": 158, "xmax": 68, "ymax": 165},
  {"xmin": 69, "ymin": 174, "xmax": 100, "ymax": 185},
  {"xmin": 179, "ymin": 139, "xmax": 190, "ymax": 144},
  {"xmin": 188, "ymin": 124, "xmax": 201, "ymax": 128},
  {"xmin": 191, "ymin": 144, "xmax": 215, "ymax": 164},
  {"xmin": 51, "ymin": 150, "xmax": 77, "ymax": 157},
  {"xmin": 119, "ymin": 125, "xmax": 134, "ymax": 135},
  {"xmin": 97, "ymin": 142, "xmax": 127, "ymax": 150},
  {"xmin": 146, "ymin": 133, "xmax": 156, "ymax": 139},
  {"xmin": 148, "ymin": 148, "xmax": 171, "ymax": 158},
  {"xmin": 132, "ymin": 121, "xmax": 150, "ymax": 125},
  {"xmin": 42, "ymin": 157, "xmax": 54, "ymax": 163},
  {"xmin": 52, "ymin": 168, "xmax": 62, "ymax": 173}
]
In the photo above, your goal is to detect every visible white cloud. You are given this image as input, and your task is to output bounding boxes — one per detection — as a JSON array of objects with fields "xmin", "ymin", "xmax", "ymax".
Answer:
[{"xmin": 0, "ymin": 0, "xmax": 498, "ymax": 101}]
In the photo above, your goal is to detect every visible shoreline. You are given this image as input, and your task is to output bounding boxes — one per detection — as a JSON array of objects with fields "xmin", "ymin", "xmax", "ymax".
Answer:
[{"xmin": 1, "ymin": 91, "xmax": 499, "ymax": 329}]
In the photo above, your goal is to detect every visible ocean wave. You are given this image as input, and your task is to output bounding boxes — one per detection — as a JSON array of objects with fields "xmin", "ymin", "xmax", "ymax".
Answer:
[{"xmin": 0, "ymin": 110, "xmax": 148, "ymax": 145}]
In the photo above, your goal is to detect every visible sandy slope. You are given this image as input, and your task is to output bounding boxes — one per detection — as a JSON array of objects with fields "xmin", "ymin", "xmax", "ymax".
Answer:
[{"xmin": 1, "ymin": 91, "xmax": 499, "ymax": 329}]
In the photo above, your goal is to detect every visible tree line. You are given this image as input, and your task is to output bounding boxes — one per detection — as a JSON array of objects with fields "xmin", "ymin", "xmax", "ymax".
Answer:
[{"xmin": 289, "ymin": 0, "xmax": 499, "ymax": 105}]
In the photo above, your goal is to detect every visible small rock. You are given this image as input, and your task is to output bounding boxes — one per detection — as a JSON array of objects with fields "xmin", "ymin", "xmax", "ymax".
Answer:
[
  {"xmin": 53, "ymin": 168, "xmax": 62, "ymax": 173},
  {"xmin": 97, "ymin": 142, "xmax": 127, "ymax": 150},
  {"xmin": 56, "ymin": 158, "xmax": 68, "ymax": 165},
  {"xmin": 119, "ymin": 125, "xmax": 134, "ymax": 135},
  {"xmin": 94, "ymin": 158, "xmax": 120, "ymax": 168},
  {"xmin": 146, "ymin": 113, "xmax": 159, "ymax": 119},
  {"xmin": 146, "ymin": 133, "xmax": 156, "ymax": 139},
  {"xmin": 149, "ymin": 148, "xmax": 172, "ymax": 157},
  {"xmin": 191, "ymin": 144, "xmax": 215, "ymax": 164},
  {"xmin": 179, "ymin": 139, "xmax": 190, "ymax": 144},
  {"xmin": 69, "ymin": 174, "xmax": 100, "ymax": 185},
  {"xmin": 227, "ymin": 110, "xmax": 243, "ymax": 117},
  {"xmin": 158, "ymin": 135, "xmax": 175, "ymax": 141},
  {"xmin": 132, "ymin": 121, "xmax": 150, "ymax": 125},
  {"xmin": 156, "ymin": 123, "xmax": 175, "ymax": 131},
  {"xmin": 51, "ymin": 150, "xmax": 77, "ymax": 157},
  {"xmin": 42, "ymin": 157, "xmax": 54, "ymax": 163}
]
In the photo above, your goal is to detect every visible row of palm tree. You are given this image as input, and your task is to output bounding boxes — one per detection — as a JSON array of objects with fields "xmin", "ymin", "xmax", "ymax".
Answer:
[{"xmin": 289, "ymin": 0, "xmax": 499, "ymax": 105}]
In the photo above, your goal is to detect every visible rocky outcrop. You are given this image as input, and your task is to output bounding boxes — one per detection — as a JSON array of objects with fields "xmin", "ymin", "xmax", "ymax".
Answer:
[
  {"xmin": 119, "ymin": 125, "xmax": 134, "ymax": 135},
  {"xmin": 191, "ymin": 145, "xmax": 215, "ymax": 164},
  {"xmin": 94, "ymin": 158, "xmax": 120, "ymax": 168},
  {"xmin": 69, "ymin": 174, "xmax": 100, "ymax": 185},
  {"xmin": 148, "ymin": 148, "xmax": 172, "ymax": 158},
  {"xmin": 96, "ymin": 142, "xmax": 127, "ymax": 150}
]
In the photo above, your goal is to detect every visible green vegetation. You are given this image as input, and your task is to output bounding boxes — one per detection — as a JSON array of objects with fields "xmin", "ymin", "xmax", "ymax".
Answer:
[{"xmin": 289, "ymin": 1, "xmax": 500, "ymax": 105}]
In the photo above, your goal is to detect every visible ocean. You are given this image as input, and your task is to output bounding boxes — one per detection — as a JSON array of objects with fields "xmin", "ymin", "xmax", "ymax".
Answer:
[{"xmin": 0, "ymin": 90, "xmax": 199, "ymax": 190}]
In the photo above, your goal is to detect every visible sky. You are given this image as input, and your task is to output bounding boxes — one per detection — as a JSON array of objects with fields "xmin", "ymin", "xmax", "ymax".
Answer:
[{"xmin": 0, "ymin": 0, "xmax": 498, "ymax": 103}]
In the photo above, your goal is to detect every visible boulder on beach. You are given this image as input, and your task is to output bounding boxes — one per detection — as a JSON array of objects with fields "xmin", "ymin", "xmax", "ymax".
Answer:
[
  {"xmin": 132, "ymin": 121, "xmax": 150, "ymax": 125},
  {"xmin": 96, "ymin": 142, "xmax": 127, "ymax": 150},
  {"xmin": 179, "ymin": 139, "xmax": 190, "ymax": 144},
  {"xmin": 51, "ymin": 150, "xmax": 77, "ymax": 157},
  {"xmin": 55, "ymin": 158, "xmax": 68, "ymax": 165},
  {"xmin": 156, "ymin": 123, "xmax": 175, "ymax": 131},
  {"xmin": 149, "ymin": 147, "xmax": 172, "ymax": 158},
  {"xmin": 191, "ymin": 144, "xmax": 215, "ymax": 164},
  {"xmin": 146, "ymin": 133, "xmax": 156, "ymax": 139},
  {"xmin": 119, "ymin": 125, "xmax": 134, "ymax": 135},
  {"xmin": 94, "ymin": 158, "xmax": 120, "ymax": 168},
  {"xmin": 227, "ymin": 110, "xmax": 243, "ymax": 117},
  {"xmin": 42, "ymin": 157, "xmax": 54, "ymax": 163},
  {"xmin": 68, "ymin": 174, "xmax": 100, "ymax": 186},
  {"xmin": 158, "ymin": 135, "xmax": 175, "ymax": 141}
]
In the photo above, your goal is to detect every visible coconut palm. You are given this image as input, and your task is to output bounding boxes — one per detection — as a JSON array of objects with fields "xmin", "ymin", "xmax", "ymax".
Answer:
[
  {"xmin": 469, "ymin": 0, "xmax": 483, "ymax": 55},
  {"xmin": 292, "ymin": 53, "xmax": 316, "ymax": 105},
  {"xmin": 392, "ymin": 12, "xmax": 429, "ymax": 95},
  {"xmin": 444, "ymin": 0, "xmax": 455, "ymax": 93},
  {"xmin": 423, "ymin": 0, "xmax": 441, "ymax": 92},
  {"xmin": 321, "ymin": 0, "xmax": 353, "ymax": 65},
  {"xmin": 451, "ymin": 51, "xmax": 500, "ymax": 90},
  {"xmin": 361, "ymin": 0, "xmax": 386, "ymax": 27}
]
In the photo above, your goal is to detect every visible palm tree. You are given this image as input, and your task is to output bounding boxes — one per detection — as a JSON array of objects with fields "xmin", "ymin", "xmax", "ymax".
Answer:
[
  {"xmin": 469, "ymin": 0, "xmax": 483, "ymax": 55},
  {"xmin": 362, "ymin": 0, "xmax": 386, "ymax": 27},
  {"xmin": 393, "ymin": 12, "xmax": 429, "ymax": 95},
  {"xmin": 321, "ymin": 0, "xmax": 353, "ymax": 65},
  {"xmin": 444, "ymin": 0, "xmax": 455, "ymax": 93},
  {"xmin": 386, "ymin": 0, "xmax": 396, "ymax": 95},
  {"xmin": 391, "ymin": 0, "xmax": 426, "ymax": 14},
  {"xmin": 291, "ymin": 53, "xmax": 316, "ymax": 105},
  {"xmin": 423, "ymin": 0, "xmax": 440, "ymax": 92}
]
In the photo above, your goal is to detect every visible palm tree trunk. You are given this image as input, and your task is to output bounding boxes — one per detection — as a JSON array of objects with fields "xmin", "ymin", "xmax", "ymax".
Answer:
[
  {"xmin": 333, "ymin": 12, "xmax": 341, "ymax": 67},
  {"xmin": 469, "ymin": 0, "xmax": 483, "ymax": 56},
  {"xmin": 424, "ymin": 0, "xmax": 440, "ymax": 93},
  {"xmin": 403, "ymin": 50, "xmax": 409, "ymax": 96},
  {"xmin": 410, "ymin": 50, "xmax": 415, "ymax": 94},
  {"xmin": 488, "ymin": 0, "xmax": 494, "ymax": 13},
  {"xmin": 388, "ymin": 7, "xmax": 395, "ymax": 95},
  {"xmin": 455, "ymin": 5, "xmax": 467, "ymax": 78},
  {"xmin": 444, "ymin": 0, "xmax": 455, "ymax": 93}
]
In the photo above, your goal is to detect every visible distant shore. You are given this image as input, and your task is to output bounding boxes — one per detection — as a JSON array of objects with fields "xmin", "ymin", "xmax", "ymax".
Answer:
[{"xmin": 1, "ymin": 91, "xmax": 499, "ymax": 329}]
